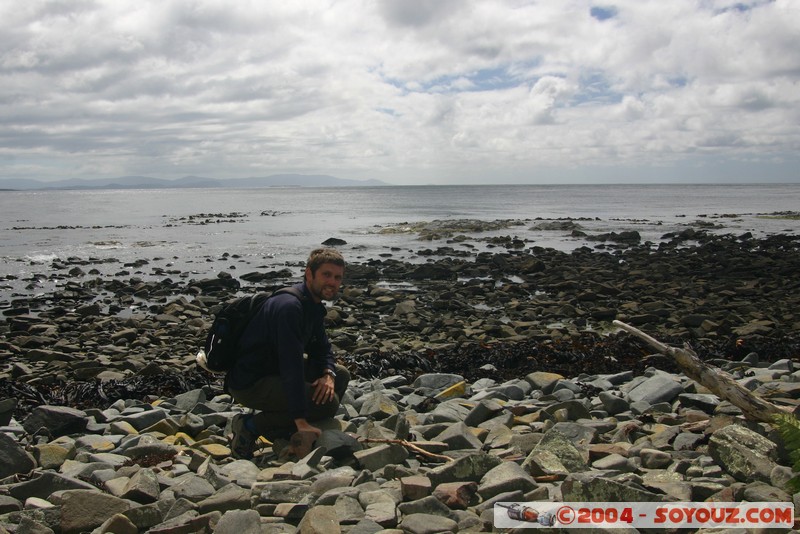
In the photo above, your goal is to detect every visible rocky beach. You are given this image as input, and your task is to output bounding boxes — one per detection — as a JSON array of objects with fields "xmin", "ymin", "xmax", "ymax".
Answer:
[{"xmin": 1, "ymin": 218, "xmax": 800, "ymax": 533}]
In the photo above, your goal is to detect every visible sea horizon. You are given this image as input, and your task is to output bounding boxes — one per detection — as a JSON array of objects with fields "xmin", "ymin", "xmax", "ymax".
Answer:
[
  {"xmin": 2, "ymin": 176, "xmax": 800, "ymax": 192},
  {"xmin": 1, "ymin": 182, "xmax": 798, "ymax": 304}
]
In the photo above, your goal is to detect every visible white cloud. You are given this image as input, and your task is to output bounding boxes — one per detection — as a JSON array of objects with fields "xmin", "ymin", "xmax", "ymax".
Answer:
[{"xmin": 0, "ymin": 0, "xmax": 798, "ymax": 184}]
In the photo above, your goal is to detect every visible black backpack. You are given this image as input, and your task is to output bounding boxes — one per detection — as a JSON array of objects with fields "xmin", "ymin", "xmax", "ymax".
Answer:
[{"xmin": 197, "ymin": 287, "xmax": 305, "ymax": 373}]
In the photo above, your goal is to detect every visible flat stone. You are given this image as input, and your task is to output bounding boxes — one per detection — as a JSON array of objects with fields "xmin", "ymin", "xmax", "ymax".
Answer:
[
  {"xmin": 708, "ymin": 424, "xmax": 778, "ymax": 483},
  {"xmin": 399, "ymin": 513, "xmax": 459, "ymax": 534}
]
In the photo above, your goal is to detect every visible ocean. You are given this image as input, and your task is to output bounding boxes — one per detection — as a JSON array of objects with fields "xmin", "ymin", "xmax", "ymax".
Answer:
[{"xmin": 1, "ymin": 183, "xmax": 799, "ymax": 302}]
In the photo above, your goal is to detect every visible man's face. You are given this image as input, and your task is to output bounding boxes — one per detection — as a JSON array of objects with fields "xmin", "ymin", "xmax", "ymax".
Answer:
[{"xmin": 305, "ymin": 262, "xmax": 344, "ymax": 302}]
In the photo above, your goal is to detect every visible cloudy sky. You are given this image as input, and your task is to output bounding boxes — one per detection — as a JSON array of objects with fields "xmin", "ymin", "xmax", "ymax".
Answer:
[{"xmin": 1, "ymin": 0, "xmax": 798, "ymax": 185}]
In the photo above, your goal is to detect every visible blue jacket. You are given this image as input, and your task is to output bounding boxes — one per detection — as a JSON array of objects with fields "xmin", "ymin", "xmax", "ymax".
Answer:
[{"xmin": 227, "ymin": 282, "xmax": 335, "ymax": 419}]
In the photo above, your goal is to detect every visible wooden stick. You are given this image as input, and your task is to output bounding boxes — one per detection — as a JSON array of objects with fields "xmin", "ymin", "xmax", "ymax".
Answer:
[
  {"xmin": 612, "ymin": 320, "xmax": 789, "ymax": 424},
  {"xmin": 359, "ymin": 437, "xmax": 454, "ymax": 462}
]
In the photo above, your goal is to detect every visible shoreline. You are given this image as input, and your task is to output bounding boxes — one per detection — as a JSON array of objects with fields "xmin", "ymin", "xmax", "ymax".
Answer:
[
  {"xmin": 2, "ymin": 229, "xmax": 800, "ymax": 532},
  {"xmin": 2, "ymin": 228, "xmax": 799, "ymax": 386}
]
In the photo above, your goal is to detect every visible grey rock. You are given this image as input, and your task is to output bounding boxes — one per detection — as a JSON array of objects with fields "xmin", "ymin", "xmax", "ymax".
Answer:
[
  {"xmin": 122, "ymin": 500, "xmax": 170, "ymax": 530},
  {"xmin": 561, "ymin": 472, "xmax": 667, "ymax": 502},
  {"xmin": 358, "ymin": 391, "xmax": 399, "ymax": 420},
  {"xmin": 6, "ymin": 471, "xmax": 97, "ymax": 501},
  {"xmin": 347, "ymin": 518, "xmax": 385, "ymax": 534},
  {"xmin": 525, "ymin": 428, "xmax": 588, "ymax": 473},
  {"xmin": 678, "ymin": 393, "xmax": 721, "ymax": 411},
  {"xmin": 524, "ymin": 372, "xmax": 564, "ymax": 394},
  {"xmin": 426, "ymin": 452, "xmax": 503, "ymax": 486},
  {"xmin": 0, "ymin": 495, "xmax": 23, "ymax": 514},
  {"xmin": 708, "ymin": 424, "xmax": 778, "ymax": 483},
  {"xmin": 16, "ymin": 515, "xmax": 57, "ymax": 534},
  {"xmin": 353, "ymin": 443, "xmax": 408, "ymax": 471},
  {"xmin": 121, "ymin": 468, "xmax": 160, "ymax": 504},
  {"xmin": 770, "ymin": 464, "xmax": 795, "ymax": 490},
  {"xmin": 412, "ymin": 373, "xmax": 464, "ymax": 391},
  {"xmin": 523, "ymin": 449, "xmax": 570, "ymax": 478},
  {"xmin": 258, "ymin": 481, "xmax": 313, "ymax": 504},
  {"xmin": 209, "ymin": 509, "xmax": 263, "ymax": 534},
  {"xmin": 55, "ymin": 489, "xmax": 131, "ymax": 534},
  {"xmin": 397, "ymin": 495, "xmax": 454, "ymax": 519},
  {"xmin": 768, "ymin": 358, "xmax": 794, "ymax": 371},
  {"xmin": 542, "ymin": 400, "xmax": 592, "ymax": 421},
  {"xmin": 432, "ymin": 421, "xmax": 483, "ymax": 450},
  {"xmin": 598, "ymin": 391, "xmax": 629, "ymax": 415},
  {"xmin": 169, "ymin": 473, "xmax": 216, "ymax": 502},
  {"xmin": 0, "ymin": 398, "xmax": 16, "ymax": 426},
  {"xmin": 673, "ymin": 432, "xmax": 704, "ymax": 451},
  {"xmin": 216, "ymin": 459, "xmax": 261, "ymax": 488},
  {"xmin": 22, "ymin": 406, "xmax": 88, "ymax": 438},
  {"xmin": 0, "ymin": 431, "xmax": 36, "ymax": 479},
  {"xmin": 627, "ymin": 374, "xmax": 684, "ymax": 405},
  {"xmin": 315, "ymin": 486, "xmax": 363, "ymax": 506},
  {"xmin": 167, "ymin": 389, "xmax": 207, "ymax": 412},
  {"xmin": 163, "ymin": 497, "xmax": 199, "ymax": 521},
  {"xmin": 639, "ymin": 448, "xmax": 673, "ymax": 469},
  {"xmin": 550, "ymin": 422, "xmax": 597, "ymax": 446},
  {"xmin": 361, "ymin": 491, "xmax": 398, "ymax": 527},
  {"xmin": 477, "ymin": 461, "xmax": 537, "ymax": 500},
  {"xmin": 473, "ymin": 489, "xmax": 525, "ymax": 513},
  {"xmin": 114, "ymin": 435, "xmax": 178, "ymax": 462},
  {"xmin": 483, "ymin": 424, "xmax": 513, "ymax": 450},
  {"xmin": 197, "ymin": 483, "xmax": 251, "ymax": 515},
  {"xmin": 316, "ymin": 429, "xmax": 363, "ymax": 460},
  {"xmin": 427, "ymin": 400, "xmax": 471, "ymax": 423},
  {"xmin": 84, "ymin": 452, "xmax": 129, "ymax": 468},
  {"xmin": 92, "ymin": 513, "xmax": 138, "ymax": 534},
  {"xmin": 463, "ymin": 399, "xmax": 504, "ymax": 427},
  {"xmin": 742, "ymin": 481, "xmax": 792, "ymax": 502},
  {"xmin": 333, "ymin": 494, "xmax": 365, "ymax": 524},
  {"xmin": 116, "ymin": 408, "xmax": 169, "ymax": 431},
  {"xmin": 649, "ymin": 425, "xmax": 680, "ymax": 449},
  {"xmin": 398, "ymin": 513, "xmax": 458, "ymax": 534},
  {"xmin": 592, "ymin": 453, "xmax": 634, "ymax": 472}
]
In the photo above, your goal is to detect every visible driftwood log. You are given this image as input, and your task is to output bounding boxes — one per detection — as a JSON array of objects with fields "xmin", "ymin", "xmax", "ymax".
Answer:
[{"xmin": 613, "ymin": 320, "xmax": 789, "ymax": 424}]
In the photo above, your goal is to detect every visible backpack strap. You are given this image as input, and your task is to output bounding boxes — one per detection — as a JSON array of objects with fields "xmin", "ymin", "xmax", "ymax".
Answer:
[{"xmin": 272, "ymin": 286, "xmax": 307, "ymax": 302}]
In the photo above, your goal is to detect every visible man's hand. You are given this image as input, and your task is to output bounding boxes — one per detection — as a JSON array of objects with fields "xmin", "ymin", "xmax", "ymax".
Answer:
[{"xmin": 311, "ymin": 373, "xmax": 336, "ymax": 405}]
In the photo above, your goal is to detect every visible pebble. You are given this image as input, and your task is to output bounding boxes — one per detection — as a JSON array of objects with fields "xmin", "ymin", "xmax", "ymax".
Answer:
[{"xmin": 1, "ymin": 360, "xmax": 798, "ymax": 532}]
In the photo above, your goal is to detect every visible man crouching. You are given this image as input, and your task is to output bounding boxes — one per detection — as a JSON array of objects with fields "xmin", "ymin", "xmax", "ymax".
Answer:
[{"xmin": 226, "ymin": 247, "xmax": 351, "ymax": 459}]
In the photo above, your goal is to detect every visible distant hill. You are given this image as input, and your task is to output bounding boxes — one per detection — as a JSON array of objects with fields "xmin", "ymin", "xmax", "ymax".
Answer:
[{"xmin": 0, "ymin": 174, "xmax": 389, "ymax": 191}]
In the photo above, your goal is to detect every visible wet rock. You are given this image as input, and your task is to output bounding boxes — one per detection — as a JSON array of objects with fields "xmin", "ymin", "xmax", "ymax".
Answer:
[
  {"xmin": 587, "ymin": 230, "xmax": 641, "ymax": 243},
  {"xmin": 530, "ymin": 221, "xmax": 584, "ymax": 231}
]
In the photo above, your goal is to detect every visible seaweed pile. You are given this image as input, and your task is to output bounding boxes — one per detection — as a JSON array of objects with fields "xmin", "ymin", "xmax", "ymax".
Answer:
[
  {"xmin": 0, "ymin": 371, "xmax": 218, "ymax": 422},
  {"xmin": 343, "ymin": 331, "xmax": 800, "ymax": 383},
  {"xmin": 3, "ymin": 329, "xmax": 798, "ymax": 423}
]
